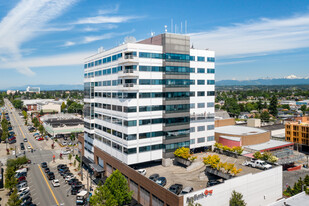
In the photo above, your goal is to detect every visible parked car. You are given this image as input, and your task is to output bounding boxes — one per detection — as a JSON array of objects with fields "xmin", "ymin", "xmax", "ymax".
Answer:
[
  {"xmin": 33, "ymin": 133, "xmax": 40, "ymax": 137},
  {"xmin": 59, "ymin": 169, "xmax": 70, "ymax": 176},
  {"xmin": 18, "ymin": 190, "xmax": 30, "ymax": 199},
  {"xmin": 60, "ymin": 150, "xmax": 70, "ymax": 155},
  {"xmin": 63, "ymin": 173, "xmax": 74, "ymax": 179},
  {"xmin": 57, "ymin": 164, "xmax": 67, "ymax": 170},
  {"xmin": 207, "ymin": 180, "xmax": 221, "ymax": 187},
  {"xmin": 44, "ymin": 168, "xmax": 50, "ymax": 173},
  {"xmin": 68, "ymin": 178, "xmax": 79, "ymax": 185},
  {"xmin": 71, "ymin": 185, "xmax": 84, "ymax": 195},
  {"xmin": 149, "ymin": 174, "xmax": 160, "ymax": 181},
  {"xmin": 17, "ymin": 182, "xmax": 28, "ymax": 190},
  {"xmin": 52, "ymin": 179, "xmax": 60, "ymax": 187},
  {"xmin": 41, "ymin": 162, "xmax": 47, "ymax": 168},
  {"xmin": 15, "ymin": 172, "xmax": 27, "ymax": 178},
  {"xmin": 20, "ymin": 194, "xmax": 32, "ymax": 204},
  {"xmin": 37, "ymin": 137, "xmax": 44, "ymax": 141},
  {"xmin": 180, "ymin": 187, "xmax": 194, "ymax": 195},
  {"xmin": 9, "ymin": 139, "xmax": 16, "ymax": 144},
  {"xmin": 18, "ymin": 176, "xmax": 26, "ymax": 183},
  {"xmin": 47, "ymin": 172, "xmax": 55, "ymax": 180},
  {"xmin": 65, "ymin": 175, "xmax": 75, "ymax": 182},
  {"xmin": 155, "ymin": 177, "xmax": 167, "ymax": 187},
  {"xmin": 242, "ymin": 159, "xmax": 272, "ymax": 170},
  {"xmin": 169, "ymin": 184, "xmax": 183, "ymax": 195},
  {"xmin": 18, "ymin": 187, "xmax": 30, "ymax": 194},
  {"xmin": 62, "ymin": 141, "xmax": 67, "ymax": 146},
  {"xmin": 137, "ymin": 169, "xmax": 146, "ymax": 176},
  {"xmin": 9, "ymin": 131, "xmax": 15, "ymax": 136}
]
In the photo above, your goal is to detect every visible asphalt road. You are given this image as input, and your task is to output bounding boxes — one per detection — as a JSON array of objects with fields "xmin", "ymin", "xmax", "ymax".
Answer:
[{"xmin": 4, "ymin": 99, "xmax": 75, "ymax": 206}]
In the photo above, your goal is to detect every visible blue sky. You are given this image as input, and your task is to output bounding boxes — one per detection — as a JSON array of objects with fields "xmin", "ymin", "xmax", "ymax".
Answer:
[{"xmin": 1, "ymin": 0, "xmax": 309, "ymax": 89}]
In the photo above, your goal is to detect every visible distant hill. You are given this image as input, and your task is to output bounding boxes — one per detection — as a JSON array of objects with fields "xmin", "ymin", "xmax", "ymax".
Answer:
[
  {"xmin": 216, "ymin": 78, "xmax": 309, "ymax": 86},
  {"xmin": 6, "ymin": 84, "xmax": 83, "ymax": 91}
]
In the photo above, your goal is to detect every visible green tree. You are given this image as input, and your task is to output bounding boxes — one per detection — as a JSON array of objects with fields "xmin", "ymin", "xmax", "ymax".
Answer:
[
  {"xmin": 224, "ymin": 98, "xmax": 240, "ymax": 117},
  {"xmin": 300, "ymin": 105, "xmax": 307, "ymax": 115},
  {"xmin": 90, "ymin": 183, "xmax": 117, "ymax": 206},
  {"xmin": 22, "ymin": 110, "xmax": 28, "ymax": 120},
  {"xmin": 61, "ymin": 102, "xmax": 66, "ymax": 112},
  {"xmin": 187, "ymin": 198, "xmax": 202, "ymax": 206},
  {"xmin": 7, "ymin": 188, "xmax": 22, "ymax": 206},
  {"xmin": 281, "ymin": 104, "xmax": 290, "ymax": 110},
  {"xmin": 229, "ymin": 190, "xmax": 246, "ymax": 206},
  {"xmin": 257, "ymin": 99, "xmax": 263, "ymax": 112},
  {"xmin": 40, "ymin": 109, "xmax": 44, "ymax": 116},
  {"xmin": 90, "ymin": 170, "xmax": 133, "ymax": 206},
  {"xmin": 260, "ymin": 111, "xmax": 270, "ymax": 122},
  {"xmin": 1, "ymin": 118, "xmax": 8, "ymax": 141},
  {"xmin": 38, "ymin": 124, "xmax": 45, "ymax": 135},
  {"xmin": 4, "ymin": 167, "xmax": 17, "ymax": 191},
  {"xmin": 269, "ymin": 95, "xmax": 278, "ymax": 117},
  {"xmin": 12, "ymin": 100, "xmax": 23, "ymax": 109}
]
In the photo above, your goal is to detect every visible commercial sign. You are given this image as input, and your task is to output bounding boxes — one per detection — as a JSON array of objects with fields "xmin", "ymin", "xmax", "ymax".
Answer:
[{"xmin": 186, "ymin": 189, "xmax": 213, "ymax": 203}]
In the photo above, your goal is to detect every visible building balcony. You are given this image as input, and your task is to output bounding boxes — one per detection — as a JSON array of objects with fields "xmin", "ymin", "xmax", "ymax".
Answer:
[
  {"xmin": 118, "ymin": 56, "xmax": 139, "ymax": 64},
  {"xmin": 118, "ymin": 69, "xmax": 139, "ymax": 78},
  {"xmin": 118, "ymin": 83, "xmax": 139, "ymax": 91}
]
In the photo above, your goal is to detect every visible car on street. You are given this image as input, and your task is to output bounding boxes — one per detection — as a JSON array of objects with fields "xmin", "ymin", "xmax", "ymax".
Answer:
[
  {"xmin": 44, "ymin": 168, "xmax": 50, "ymax": 173},
  {"xmin": 168, "ymin": 184, "xmax": 183, "ymax": 195},
  {"xmin": 52, "ymin": 179, "xmax": 60, "ymax": 187},
  {"xmin": 149, "ymin": 174, "xmax": 159, "ymax": 181},
  {"xmin": 41, "ymin": 162, "xmax": 47, "ymax": 168},
  {"xmin": 181, "ymin": 187, "xmax": 194, "ymax": 195},
  {"xmin": 27, "ymin": 146, "xmax": 31, "ymax": 149},
  {"xmin": 47, "ymin": 172, "xmax": 55, "ymax": 180},
  {"xmin": 137, "ymin": 169, "xmax": 146, "ymax": 176},
  {"xmin": 23, "ymin": 138, "xmax": 28, "ymax": 142},
  {"xmin": 33, "ymin": 133, "xmax": 40, "ymax": 137},
  {"xmin": 155, "ymin": 177, "xmax": 167, "ymax": 187},
  {"xmin": 20, "ymin": 143, "xmax": 25, "ymax": 150},
  {"xmin": 62, "ymin": 141, "xmax": 67, "ymax": 146}
]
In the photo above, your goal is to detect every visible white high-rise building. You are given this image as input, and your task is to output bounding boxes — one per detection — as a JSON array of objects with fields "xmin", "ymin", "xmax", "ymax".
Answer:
[{"xmin": 83, "ymin": 33, "xmax": 215, "ymax": 165}]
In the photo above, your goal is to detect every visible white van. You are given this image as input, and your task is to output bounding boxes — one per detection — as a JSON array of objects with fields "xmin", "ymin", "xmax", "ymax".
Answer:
[{"xmin": 16, "ymin": 168, "xmax": 28, "ymax": 174}]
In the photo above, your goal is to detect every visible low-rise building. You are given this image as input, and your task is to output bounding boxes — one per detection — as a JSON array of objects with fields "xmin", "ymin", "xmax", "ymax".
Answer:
[
  {"xmin": 26, "ymin": 86, "xmax": 40, "ymax": 93},
  {"xmin": 41, "ymin": 114, "xmax": 83, "ymax": 137}
]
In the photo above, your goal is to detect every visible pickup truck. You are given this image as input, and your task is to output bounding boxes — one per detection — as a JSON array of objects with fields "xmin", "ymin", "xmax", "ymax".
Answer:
[{"xmin": 243, "ymin": 159, "xmax": 272, "ymax": 170}]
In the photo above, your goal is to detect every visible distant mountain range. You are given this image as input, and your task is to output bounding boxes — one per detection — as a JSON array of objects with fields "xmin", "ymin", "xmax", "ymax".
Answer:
[
  {"xmin": 5, "ymin": 84, "xmax": 83, "ymax": 91},
  {"xmin": 217, "ymin": 75, "xmax": 309, "ymax": 86}
]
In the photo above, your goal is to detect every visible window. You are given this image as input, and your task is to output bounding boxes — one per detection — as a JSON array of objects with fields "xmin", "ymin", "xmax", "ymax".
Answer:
[
  {"xmin": 124, "ymin": 120, "xmax": 137, "ymax": 127},
  {"xmin": 197, "ymin": 56, "xmax": 205, "ymax": 62},
  {"xmin": 190, "ymin": 139, "xmax": 195, "ymax": 144},
  {"xmin": 197, "ymin": 137, "xmax": 205, "ymax": 143},
  {"xmin": 207, "ymin": 125, "xmax": 215, "ymax": 130},
  {"xmin": 190, "ymin": 68, "xmax": 195, "ymax": 73},
  {"xmin": 190, "ymin": 80, "xmax": 195, "ymax": 85},
  {"xmin": 198, "ymin": 103, "xmax": 205, "ymax": 108},
  {"xmin": 139, "ymin": 146, "xmax": 151, "ymax": 153},
  {"xmin": 207, "ymin": 57, "xmax": 215, "ymax": 62},
  {"xmin": 207, "ymin": 136, "xmax": 215, "ymax": 141},
  {"xmin": 123, "ymin": 134, "xmax": 137, "ymax": 141},
  {"xmin": 197, "ymin": 126, "xmax": 205, "ymax": 132},
  {"xmin": 124, "ymin": 148, "xmax": 137, "ymax": 154},
  {"xmin": 197, "ymin": 68, "xmax": 205, "ymax": 73},
  {"xmin": 197, "ymin": 80, "xmax": 205, "ymax": 85},
  {"xmin": 197, "ymin": 91, "xmax": 205, "ymax": 96},
  {"xmin": 190, "ymin": 56, "xmax": 195, "ymax": 61},
  {"xmin": 190, "ymin": 103, "xmax": 195, "ymax": 108},
  {"xmin": 190, "ymin": 92, "xmax": 195, "ymax": 97},
  {"xmin": 207, "ymin": 102, "xmax": 214, "ymax": 107},
  {"xmin": 207, "ymin": 80, "xmax": 215, "ymax": 85},
  {"xmin": 190, "ymin": 127, "xmax": 195, "ymax": 133},
  {"xmin": 207, "ymin": 91, "xmax": 215, "ymax": 96},
  {"xmin": 165, "ymin": 53, "xmax": 190, "ymax": 62},
  {"xmin": 207, "ymin": 69, "xmax": 215, "ymax": 73}
]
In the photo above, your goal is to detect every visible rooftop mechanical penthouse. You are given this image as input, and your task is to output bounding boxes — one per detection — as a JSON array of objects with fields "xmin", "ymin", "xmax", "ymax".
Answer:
[{"xmin": 83, "ymin": 33, "xmax": 216, "ymax": 165}]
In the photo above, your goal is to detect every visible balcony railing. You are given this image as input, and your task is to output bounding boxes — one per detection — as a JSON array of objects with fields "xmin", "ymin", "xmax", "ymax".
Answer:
[
  {"xmin": 123, "ymin": 83, "xmax": 135, "ymax": 87},
  {"xmin": 123, "ymin": 69, "xmax": 134, "ymax": 73},
  {"xmin": 124, "ymin": 55, "xmax": 134, "ymax": 59}
]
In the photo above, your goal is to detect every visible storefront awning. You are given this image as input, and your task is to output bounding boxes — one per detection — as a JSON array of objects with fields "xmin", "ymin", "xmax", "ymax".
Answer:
[
  {"xmin": 90, "ymin": 163, "xmax": 104, "ymax": 173},
  {"xmin": 82, "ymin": 156, "xmax": 93, "ymax": 168}
]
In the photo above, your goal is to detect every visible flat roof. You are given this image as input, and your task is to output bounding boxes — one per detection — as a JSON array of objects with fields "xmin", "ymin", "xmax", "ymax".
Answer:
[
  {"xmin": 244, "ymin": 140, "xmax": 293, "ymax": 151},
  {"xmin": 220, "ymin": 135, "xmax": 241, "ymax": 141},
  {"xmin": 215, "ymin": 125, "xmax": 267, "ymax": 136},
  {"xmin": 134, "ymin": 152, "xmax": 261, "ymax": 194},
  {"xmin": 269, "ymin": 191, "xmax": 309, "ymax": 206}
]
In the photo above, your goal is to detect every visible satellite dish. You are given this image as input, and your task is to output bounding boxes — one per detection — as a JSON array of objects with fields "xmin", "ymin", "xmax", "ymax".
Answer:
[{"xmin": 124, "ymin": 36, "xmax": 136, "ymax": 43}]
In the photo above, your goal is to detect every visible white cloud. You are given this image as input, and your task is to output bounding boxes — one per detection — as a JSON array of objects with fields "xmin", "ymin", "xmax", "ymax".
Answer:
[
  {"xmin": 216, "ymin": 60, "xmax": 256, "ymax": 66},
  {"xmin": 190, "ymin": 14, "xmax": 309, "ymax": 58},
  {"xmin": 83, "ymin": 24, "xmax": 118, "ymax": 32},
  {"xmin": 98, "ymin": 4, "xmax": 119, "ymax": 15},
  {"xmin": 75, "ymin": 16, "xmax": 137, "ymax": 24},
  {"xmin": 0, "ymin": 0, "xmax": 77, "ymax": 75},
  {"xmin": 63, "ymin": 41, "xmax": 76, "ymax": 47}
]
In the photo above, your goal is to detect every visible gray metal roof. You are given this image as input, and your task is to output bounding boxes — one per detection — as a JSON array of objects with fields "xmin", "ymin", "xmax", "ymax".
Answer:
[
  {"xmin": 268, "ymin": 192, "xmax": 309, "ymax": 206},
  {"xmin": 215, "ymin": 125, "xmax": 267, "ymax": 136},
  {"xmin": 244, "ymin": 140, "xmax": 292, "ymax": 151}
]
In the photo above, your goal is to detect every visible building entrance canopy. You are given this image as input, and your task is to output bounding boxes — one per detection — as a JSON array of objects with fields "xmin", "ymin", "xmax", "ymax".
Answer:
[{"xmin": 90, "ymin": 163, "xmax": 104, "ymax": 173}]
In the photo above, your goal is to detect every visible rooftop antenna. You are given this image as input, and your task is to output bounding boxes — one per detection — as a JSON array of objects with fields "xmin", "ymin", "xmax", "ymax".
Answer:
[
  {"xmin": 171, "ymin": 19, "xmax": 173, "ymax": 33},
  {"xmin": 185, "ymin": 20, "xmax": 187, "ymax": 34},
  {"xmin": 151, "ymin": 31, "xmax": 155, "ymax": 37},
  {"xmin": 164, "ymin": 25, "xmax": 167, "ymax": 33},
  {"xmin": 181, "ymin": 22, "xmax": 183, "ymax": 33}
]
